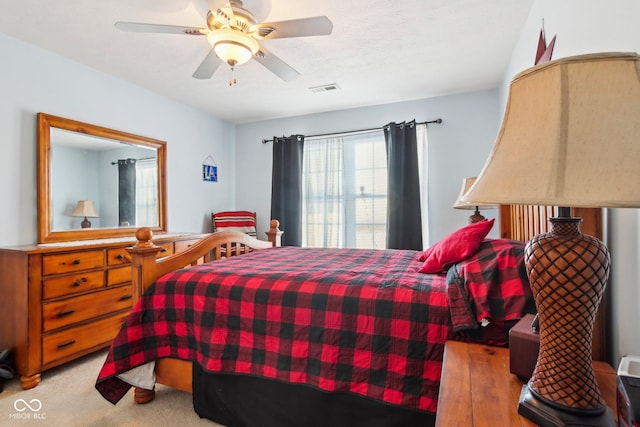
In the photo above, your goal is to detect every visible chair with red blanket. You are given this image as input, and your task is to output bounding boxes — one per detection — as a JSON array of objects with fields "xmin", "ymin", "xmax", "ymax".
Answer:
[{"xmin": 211, "ymin": 211, "xmax": 257, "ymax": 238}]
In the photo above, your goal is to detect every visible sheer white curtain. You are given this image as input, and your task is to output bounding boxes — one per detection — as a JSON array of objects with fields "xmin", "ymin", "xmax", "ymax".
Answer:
[
  {"xmin": 416, "ymin": 123, "xmax": 429, "ymax": 248},
  {"xmin": 135, "ymin": 159, "xmax": 158, "ymax": 226},
  {"xmin": 301, "ymin": 137, "xmax": 344, "ymax": 247}
]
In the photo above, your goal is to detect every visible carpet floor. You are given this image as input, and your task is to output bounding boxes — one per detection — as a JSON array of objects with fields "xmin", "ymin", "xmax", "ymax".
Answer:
[{"xmin": 0, "ymin": 350, "xmax": 223, "ymax": 426}]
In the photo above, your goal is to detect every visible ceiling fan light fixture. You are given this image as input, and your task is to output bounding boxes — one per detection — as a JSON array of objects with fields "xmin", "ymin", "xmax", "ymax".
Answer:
[
  {"xmin": 207, "ymin": 29, "xmax": 259, "ymax": 66},
  {"xmin": 214, "ymin": 40, "xmax": 252, "ymax": 65}
]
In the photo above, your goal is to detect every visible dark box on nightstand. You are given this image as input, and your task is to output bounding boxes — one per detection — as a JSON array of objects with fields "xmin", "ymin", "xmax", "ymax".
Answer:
[{"xmin": 509, "ymin": 313, "xmax": 539, "ymax": 380}]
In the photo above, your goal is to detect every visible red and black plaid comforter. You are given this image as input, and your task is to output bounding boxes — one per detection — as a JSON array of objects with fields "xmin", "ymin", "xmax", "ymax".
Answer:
[
  {"xmin": 447, "ymin": 239, "xmax": 535, "ymax": 345},
  {"xmin": 95, "ymin": 243, "xmax": 532, "ymax": 414}
]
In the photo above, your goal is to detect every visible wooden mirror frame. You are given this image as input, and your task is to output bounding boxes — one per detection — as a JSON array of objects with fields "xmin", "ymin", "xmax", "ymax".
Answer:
[{"xmin": 37, "ymin": 113, "xmax": 167, "ymax": 243}]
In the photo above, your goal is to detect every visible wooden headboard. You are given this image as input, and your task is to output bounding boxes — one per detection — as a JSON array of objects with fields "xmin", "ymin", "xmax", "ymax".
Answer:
[{"xmin": 499, "ymin": 205, "xmax": 606, "ymax": 361}]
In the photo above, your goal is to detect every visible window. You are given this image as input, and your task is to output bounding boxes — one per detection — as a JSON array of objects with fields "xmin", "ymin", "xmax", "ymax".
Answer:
[
  {"xmin": 302, "ymin": 131, "xmax": 388, "ymax": 249},
  {"xmin": 300, "ymin": 123, "xmax": 429, "ymax": 249}
]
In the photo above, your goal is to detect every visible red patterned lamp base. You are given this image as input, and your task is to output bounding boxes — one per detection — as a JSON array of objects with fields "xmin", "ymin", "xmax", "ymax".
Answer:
[{"xmin": 517, "ymin": 214, "xmax": 614, "ymax": 427}]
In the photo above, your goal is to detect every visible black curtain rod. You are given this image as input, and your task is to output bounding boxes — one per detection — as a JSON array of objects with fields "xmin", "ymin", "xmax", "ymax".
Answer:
[{"xmin": 261, "ymin": 118, "xmax": 443, "ymax": 144}]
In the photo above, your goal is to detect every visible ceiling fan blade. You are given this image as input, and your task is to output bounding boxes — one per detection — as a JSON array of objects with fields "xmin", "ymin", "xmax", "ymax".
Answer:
[
  {"xmin": 253, "ymin": 44, "xmax": 300, "ymax": 82},
  {"xmin": 192, "ymin": 49, "xmax": 223, "ymax": 79},
  {"xmin": 115, "ymin": 22, "xmax": 206, "ymax": 36},
  {"xmin": 251, "ymin": 16, "xmax": 332, "ymax": 40}
]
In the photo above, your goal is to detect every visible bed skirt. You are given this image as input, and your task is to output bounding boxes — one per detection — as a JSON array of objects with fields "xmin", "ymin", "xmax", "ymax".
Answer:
[{"xmin": 192, "ymin": 363, "xmax": 436, "ymax": 427}]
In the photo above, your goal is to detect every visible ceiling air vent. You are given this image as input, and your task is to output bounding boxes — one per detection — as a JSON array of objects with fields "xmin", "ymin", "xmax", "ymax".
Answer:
[{"xmin": 309, "ymin": 83, "xmax": 339, "ymax": 93}]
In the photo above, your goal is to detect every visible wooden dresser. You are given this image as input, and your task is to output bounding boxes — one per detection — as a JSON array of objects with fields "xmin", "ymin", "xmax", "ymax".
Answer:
[{"xmin": 0, "ymin": 233, "xmax": 205, "ymax": 389}]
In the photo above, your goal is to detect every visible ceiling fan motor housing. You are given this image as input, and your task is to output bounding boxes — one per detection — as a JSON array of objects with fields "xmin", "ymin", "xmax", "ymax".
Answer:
[{"xmin": 208, "ymin": 1, "xmax": 257, "ymax": 32}]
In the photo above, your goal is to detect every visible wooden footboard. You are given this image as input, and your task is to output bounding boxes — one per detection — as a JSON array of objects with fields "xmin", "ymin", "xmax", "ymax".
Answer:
[{"xmin": 127, "ymin": 220, "xmax": 282, "ymax": 403}]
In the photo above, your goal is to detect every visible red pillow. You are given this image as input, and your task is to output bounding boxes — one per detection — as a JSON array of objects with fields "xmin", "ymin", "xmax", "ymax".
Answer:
[{"xmin": 418, "ymin": 218, "xmax": 495, "ymax": 273}]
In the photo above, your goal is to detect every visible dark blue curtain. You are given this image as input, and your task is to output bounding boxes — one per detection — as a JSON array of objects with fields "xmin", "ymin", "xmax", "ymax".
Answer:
[
  {"xmin": 118, "ymin": 158, "xmax": 136, "ymax": 226},
  {"xmin": 270, "ymin": 135, "xmax": 304, "ymax": 246},
  {"xmin": 384, "ymin": 121, "xmax": 423, "ymax": 250}
]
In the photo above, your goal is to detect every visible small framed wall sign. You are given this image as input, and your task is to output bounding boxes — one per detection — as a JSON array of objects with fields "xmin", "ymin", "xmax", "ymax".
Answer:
[{"xmin": 203, "ymin": 155, "xmax": 217, "ymax": 182}]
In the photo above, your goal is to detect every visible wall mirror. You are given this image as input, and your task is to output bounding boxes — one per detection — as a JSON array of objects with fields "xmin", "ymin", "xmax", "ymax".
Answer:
[{"xmin": 37, "ymin": 113, "xmax": 167, "ymax": 243}]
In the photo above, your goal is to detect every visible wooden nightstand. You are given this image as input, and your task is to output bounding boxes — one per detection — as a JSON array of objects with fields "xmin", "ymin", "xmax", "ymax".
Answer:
[{"xmin": 435, "ymin": 340, "xmax": 618, "ymax": 426}]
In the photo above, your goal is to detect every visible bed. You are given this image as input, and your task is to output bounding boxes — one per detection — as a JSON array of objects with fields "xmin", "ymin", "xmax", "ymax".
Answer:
[{"xmin": 95, "ymin": 208, "xmax": 603, "ymax": 426}]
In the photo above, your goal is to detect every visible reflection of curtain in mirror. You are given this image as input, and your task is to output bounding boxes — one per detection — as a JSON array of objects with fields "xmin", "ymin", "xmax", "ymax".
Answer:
[
  {"xmin": 118, "ymin": 159, "xmax": 136, "ymax": 226},
  {"xmin": 135, "ymin": 159, "xmax": 158, "ymax": 226}
]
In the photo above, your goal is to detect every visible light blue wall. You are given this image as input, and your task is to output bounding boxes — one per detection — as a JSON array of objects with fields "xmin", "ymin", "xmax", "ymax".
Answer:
[
  {"xmin": 0, "ymin": 32, "xmax": 236, "ymax": 245},
  {"xmin": 500, "ymin": 0, "xmax": 640, "ymax": 364},
  {"xmin": 235, "ymin": 89, "xmax": 502, "ymax": 245}
]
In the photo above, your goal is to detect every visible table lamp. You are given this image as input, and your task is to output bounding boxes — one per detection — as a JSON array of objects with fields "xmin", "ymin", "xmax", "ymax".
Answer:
[
  {"xmin": 462, "ymin": 52, "xmax": 640, "ymax": 426},
  {"xmin": 452, "ymin": 177, "xmax": 497, "ymax": 223},
  {"xmin": 72, "ymin": 200, "xmax": 99, "ymax": 228}
]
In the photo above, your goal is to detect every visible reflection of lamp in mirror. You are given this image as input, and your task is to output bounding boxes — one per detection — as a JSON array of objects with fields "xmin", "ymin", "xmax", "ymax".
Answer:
[
  {"xmin": 452, "ymin": 177, "xmax": 497, "ymax": 223},
  {"xmin": 72, "ymin": 200, "xmax": 98, "ymax": 229}
]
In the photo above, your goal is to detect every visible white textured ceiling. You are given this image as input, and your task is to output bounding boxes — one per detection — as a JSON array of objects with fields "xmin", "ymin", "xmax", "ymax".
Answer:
[{"xmin": 0, "ymin": 0, "xmax": 533, "ymax": 124}]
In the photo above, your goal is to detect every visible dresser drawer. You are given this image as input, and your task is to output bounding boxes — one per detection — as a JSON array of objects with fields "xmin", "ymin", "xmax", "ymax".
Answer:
[
  {"xmin": 107, "ymin": 266, "xmax": 132, "ymax": 286},
  {"xmin": 107, "ymin": 248, "xmax": 132, "ymax": 265},
  {"xmin": 42, "ymin": 285, "xmax": 133, "ymax": 332},
  {"xmin": 42, "ymin": 312, "xmax": 129, "ymax": 366},
  {"xmin": 43, "ymin": 270, "xmax": 105, "ymax": 299},
  {"xmin": 42, "ymin": 250, "xmax": 105, "ymax": 275},
  {"xmin": 156, "ymin": 242, "xmax": 174, "ymax": 258},
  {"xmin": 174, "ymin": 239, "xmax": 200, "ymax": 253},
  {"xmin": 108, "ymin": 243, "xmax": 173, "ymax": 265}
]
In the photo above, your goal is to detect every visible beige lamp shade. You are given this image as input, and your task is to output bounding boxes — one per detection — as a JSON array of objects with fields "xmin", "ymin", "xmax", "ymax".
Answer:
[
  {"xmin": 72, "ymin": 200, "xmax": 99, "ymax": 218},
  {"xmin": 453, "ymin": 176, "xmax": 497, "ymax": 224},
  {"xmin": 462, "ymin": 52, "xmax": 640, "ymax": 208},
  {"xmin": 452, "ymin": 177, "xmax": 498, "ymax": 210}
]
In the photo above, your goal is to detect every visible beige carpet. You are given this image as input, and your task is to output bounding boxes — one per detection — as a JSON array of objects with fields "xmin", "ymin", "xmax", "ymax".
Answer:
[{"xmin": 0, "ymin": 351, "xmax": 223, "ymax": 426}]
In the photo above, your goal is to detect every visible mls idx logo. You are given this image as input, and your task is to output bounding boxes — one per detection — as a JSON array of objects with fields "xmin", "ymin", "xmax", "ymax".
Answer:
[
  {"xmin": 10, "ymin": 398, "xmax": 46, "ymax": 420},
  {"xmin": 14, "ymin": 398, "xmax": 42, "ymax": 412}
]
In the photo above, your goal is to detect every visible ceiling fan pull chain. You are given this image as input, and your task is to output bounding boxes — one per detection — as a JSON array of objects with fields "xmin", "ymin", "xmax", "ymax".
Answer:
[{"xmin": 229, "ymin": 66, "xmax": 237, "ymax": 86}]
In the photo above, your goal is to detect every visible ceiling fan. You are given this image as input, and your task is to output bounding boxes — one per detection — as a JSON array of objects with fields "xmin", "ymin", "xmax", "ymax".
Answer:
[{"xmin": 115, "ymin": 0, "xmax": 333, "ymax": 85}]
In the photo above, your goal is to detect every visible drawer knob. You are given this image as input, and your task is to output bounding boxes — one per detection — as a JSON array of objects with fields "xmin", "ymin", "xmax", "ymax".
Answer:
[
  {"xmin": 57, "ymin": 340, "xmax": 76, "ymax": 349},
  {"xmin": 161, "ymin": 248, "xmax": 168, "ymax": 253},
  {"xmin": 117, "ymin": 254, "xmax": 125, "ymax": 260},
  {"xmin": 56, "ymin": 309, "xmax": 76, "ymax": 318},
  {"xmin": 73, "ymin": 259, "xmax": 81, "ymax": 265},
  {"xmin": 72, "ymin": 277, "xmax": 87, "ymax": 287},
  {"xmin": 120, "ymin": 294, "xmax": 133, "ymax": 301}
]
